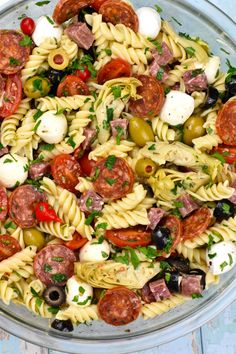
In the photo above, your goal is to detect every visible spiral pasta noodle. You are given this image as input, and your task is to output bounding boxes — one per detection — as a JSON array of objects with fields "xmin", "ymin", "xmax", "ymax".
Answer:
[
  {"xmin": 188, "ymin": 181, "xmax": 234, "ymax": 201},
  {"xmin": 37, "ymin": 222, "xmax": 75, "ymax": 241},
  {"xmin": 89, "ymin": 138, "xmax": 135, "ymax": 161},
  {"xmin": 75, "ymin": 177, "xmax": 94, "ymax": 193},
  {"xmin": 60, "ymin": 34, "xmax": 78, "ymax": 62},
  {"xmin": 152, "ymin": 116, "xmax": 176, "ymax": 142},
  {"xmin": 0, "ymin": 281, "xmax": 18, "ymax": 305},
  {"xmin": 176, "ymin": 243, "xmax": 207, "ymax": 265},
  {"xmin": 56, "ymin": 305, "xmax": 99, "ymax": 323},
  {"xmin": 36, "ymin": 95, "xmax": 93, "ymax": 112}
]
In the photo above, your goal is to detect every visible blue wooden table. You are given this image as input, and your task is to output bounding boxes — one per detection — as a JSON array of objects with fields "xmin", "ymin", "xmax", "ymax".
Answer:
[{"xmin": 0, "ymin": 0, "xmax": 236, "ymax": 353}]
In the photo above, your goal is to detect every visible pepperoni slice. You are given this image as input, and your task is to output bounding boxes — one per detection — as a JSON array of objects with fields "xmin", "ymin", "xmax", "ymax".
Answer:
[
  {"xmin": 98, "ymin": 287, "xmax": 141, "ymax": 326},
  {"xmin": 99, "ymin": 0, "xmax": 139, "ymax": 32},
  {"xmin": 0, "ymin": 187, "xmax": 8, "ymax": 221},
  {"xmin": 91, "ymin": 156, "xmax": 134, "ymax": 200},
  {"xmin": 216, "ymin": 99, "xmax": 236, "ymax": 145},
  {"xmin": 53, "ymin": 0, "xmax": 93, "ymax": 24},
  {"xmin": 0, "ymin": 30, "xmax": 30, "ymax": 75},
  {"xmin": 34, "ymin": 245, "xmax": 76, "ymax": 286},
  {"xmin": 129, "ymin": 75, "xmax": 165, "ymax": 118},
  {"xmin": 0, "ymin": 74, "xmax": 22, "ymax": 119},
  {"xmin": 160, "ymin": 215, "xmax": 183, "ymax": 255},
  {"xmin": 182, "ymin": 207, "xmax": 212, "ymax": 240},
  {"xmin": 9, "ymin": 185, "xmax": 47, "ymax": 229},
  {"xmin": 0, "ymin": 234, "xmax": 21, "ymax": 261}
]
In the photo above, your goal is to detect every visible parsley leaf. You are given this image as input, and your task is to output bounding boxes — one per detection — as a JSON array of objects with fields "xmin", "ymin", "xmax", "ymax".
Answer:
[
  {"xmin": 192, "ymin": 293, "xmax": 203, "ymax": 299},
  {"xmin": 19, "ymin": 35, "xmax": 33, "ymax": 46},
  {"xmin": 148, "ymin": 38, "xmax": 162, "ymax": 54},
  {"xmin": 185, "ymin": 47, "xmax": 196, "ymax": 57},
  {"xmin": 105, "ymin": 155, "xmax": 116, "ymax": 170},
  {"xmin": 115, "ymin": 126, "xmax": 124, "ymax": 145},
  {"xmin": 111, "ymin": 86, "xmax": 122, "ymax": 99},
  {"xmin": 211, "ymin": 152, "xmax": 226, "ymax": 165},
  {"xmin": 35, "ymin": 1, "xmax": 50, "ymax": 6}
]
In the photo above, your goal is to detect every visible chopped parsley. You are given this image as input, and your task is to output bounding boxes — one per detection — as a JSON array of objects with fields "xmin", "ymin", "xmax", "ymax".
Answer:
[
  {"xmin": 33, "ymin": 78, "xmax": 43, "ymax": 92},
  {"xmin": 192, "ymin": 293, "xmax": 203, "ymax": 299},
  {"xmin": 105, "ymin": 177, "xmax": 116, "ymax": 186},
  {"xmin": 104, "ymin": 48, "xmax": 112, "ymax": 56},
  {"xmin": 160, "ymin": 261, "xmax": 171, "ymax": 270},
  {"xmin": 154, "ymin": 4, "xmax": 162, "ymax": 13},
  {"xmin": 174, "ymin": 201, "xmax": 184, "ymax": 208},
  {"xmin": 206, "ymin": 127, "xmax": 213, "ymax": 135},
  {"xmin": 179, "ymin": 32, "xmax": 192, "ymax": 40},
  {"xmin": 185, "ymin": 47, "xmax": 196, "ymax": 57},
  {"xmin": 137, "ymin": 246, "xmax": 160, "ymax": 259},
  {"xmin": 101, "ymin": 251, "xmax": 108, "ymax": 258},
  {"xmin": 33, "ymin": 119, "xmax": 41, "ymax": 132},
  {"xmin": 103, "ymin": 107, "xmax": 114, "ymax": 129},
  {"xmin": 222, "ymin": 203, "xmax": 231, "ymax": 214},
  {"xmin": 66, "ymin": 137, "xmax": 76, "ymax": 149},
  {"xmin": 85, "ymin": 197, "xmax": 93, "ymax": 209},
  {"xmin": 77, "ymin": 296, "xmax": 92, "ymax": 306},
  {"xmin": 85, "ymin": 211, "xmax": 101, "ymax": 225},
  {"xmin": 19, "ymin": 35, "xmax": 33, "ymax": 47},
  {"xmin": 44, "ymin": 264, "xmax": 52, "ymax": 273},
  {"xmin": 171, "ymin": 17, "xmax": 182, "ymax": 26},
  {"xmin": 45, "ymin": 15, "xmax": 54, "ymax": 24},
  {"xmin": 105, "ymin": 155, "xmax": 116, "ymax": 170},
  {"xmin": 91, "ymin": 235, "xmax": 105, "ymax": 245},
  {"xmin": 208, "ymin": 252, "xmax": 217, "ymax": 259},
  {"xmin": 51, "ymin": 257, "xmax": 64, "ymax": 262},
  {"xmin": 191, "ymin": 69, "xmax": 203, "ymax": 77},
  {"xmin": 220, "ymin": 48, "xmax": 230, "ymax": 55},
  {"xmin": 225, "ymin": 59, "xmax": 236, "ymax": 83},
  {"xmin": 156, "ymin": 67, "xmax": 164, "ymax": 81},
  {"xmin": 4, "ymin": 221, "xmax": 16, "ymax": 230},
  {"xmin": 40, "ymin": 143, "xmax": 55, "ymax": 151},
  {"xmin": 228, "ymin": 253, "xmax": 233, "ymax": 266},
  {"xmin": 52, "ymin": 273, "xmax": 68, "ymax": 283},
  {"xmin": 165, "ymin": 272, "xmax": 171, "ymax": 283},
  {"xmin": 211, "ymin": 151, "xmax": 226, "ymax": 165},
  {"xmin": 30, "ymin": 287, "xmax": 39, "ymax": 297},
  {"xmin": 9, "ymin": 57, "xmax": 21, "ymax": 66},
  {"xmin": 163, "ymin": 236, "xmax": 173, "ymax": 254},
  {"xmin": 35, "ymin": 1, "xmax": 50, "ymax": 6},
  {"xmin": 115, "ymin": 126, "xmax": 124, "ymax": 145},
  {"xmin": 48, "ymin": 307, "xmax": 59, "ymax": 314},
  {"xmin": 220, "ymin": 261, "xmax": 228, "ymax": 272},
  {"xmin": 91, "ymin": 167, "xmax": 100, "ymax": 182},
  {"xmin": 79, "ymin": 286, "xmax": 85, "ymax": 294},
  {"xmin": 111, "ymin": 86, "xmax": 122, "ymax": 99},
  {"xmin": 3, "ymin": 158, "xmax": 13, "ymax": 164},
  {"xmin": 33, "ymin": 110, "xmax": 43, "ymax": 121},
  {"xmin": 148, "ymin": 144, "xmax": 156, "ymax": 151},
  {"xmin": 148, "ymin": 38, "xmax": 162, "ymax": 54}
]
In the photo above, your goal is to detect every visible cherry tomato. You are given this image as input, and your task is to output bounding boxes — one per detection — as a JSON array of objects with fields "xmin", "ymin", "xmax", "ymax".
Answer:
[
  {"xmin": 106, "ymin": 226, "xmax": 151, "ymax": 248},
  {"xmin": 91, "ymin": 0, "xmax": 109, "ymax": 11},
  {"xmin": 79, "ymin": 152, "xmax": 96, "ymax": 176},
  {"xmin": 75, "ymin": 65, "xmax": 91, "ymax": 82},
  {"xmin": 20, "ymin": 17, "xmax": 36, "ymax": 36},
  {"xmin": 57, "ymin": 75, "xmax": 90, "ymax": 97},
  {"xmin": 211, "ymin": 145, "xmax": 236, "ymax": 164},
  {"xmin": 97, "ymin": 59, "xmax": 131, "ymax": 85},
  {"xmin": 51, "ymin": 154, "xmax": 82, "ymax": 192},
  {"xmin": 0, "ymin": 74, "xmax": 22, "ymax": 119},
  {"xmin": 0, "ymin": 234, "xmax": 21, "ymax": 261},
  {"xmin": 0, "ymin": 187, "xmax": 8, "ymax": 221},
  {"xmin": 65, "ymin": 232, "xmax": 88, "ymax": 250}
]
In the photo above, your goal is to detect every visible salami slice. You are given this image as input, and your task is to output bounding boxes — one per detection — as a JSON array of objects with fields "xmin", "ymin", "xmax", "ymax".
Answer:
[
  {"xmin": 53, "ymin": 0, "xmax": 93, "ymax": 24},
  {"xmin": 0, "ymin": 187, "xmax": 8, "ymax": 221},
  {"xmin": 0, "ymin": 30, "xmax": 30, "ymax": 75},
  {"xmin": 216, "ymin": 99, "xmax": 236, "ymax": 145},
  {"xmin": 99, "ymin": 0, "xmax": 139, "ymax": 32},
  {"xmin": 33, "ymin": 245, "xmax": 76, "ymax": 286},
  {"xmin": 9, "ymin": 185, "xmax": 47, "ymax": 229},
  {"xmin": 129, "ymin": 75, "xmax": 165, "ymax": 118},
  {"xmin": 182, "ymin": 207, "xmax": 212, "ymax": 240},
  {"xmin": 98, "ymin": 286, "xmax": 141, "ymax": 326},
  {"xmin": 91, "ymin": 156, "xmax": 134, "ymax": 200},
  {"xmin": 160, "ymin": 215, "xmax": 183, "ymax": 255},
  {"xmin": 0, "ymin": 234, "xmax": 21, "ymax": 261}
]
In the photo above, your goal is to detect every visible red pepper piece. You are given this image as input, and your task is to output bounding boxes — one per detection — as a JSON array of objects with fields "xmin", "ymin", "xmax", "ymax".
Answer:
[{"xmin": 35, "ymin": 202, "xmax": 62, "ymax": 223}]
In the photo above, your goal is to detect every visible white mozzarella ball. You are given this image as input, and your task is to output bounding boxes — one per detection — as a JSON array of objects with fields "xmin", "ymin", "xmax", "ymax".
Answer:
[
  {"xmin": 79, "ymin": 239, "xmax": 110, "ymax": 262},
  {"xmin": 136, "ymin": 7, "xmax": 161, "ymax": 39},
  {"xmin": 66, "ymin": 276, "xmax": 93, "ymax": 307},
  {"xmin": 159, "ymin": 90, "xmax": 195, "ymax": 126},
  {"xmin": 32, "ymin": 16, "xmax": 63, "ymax": 47},
  {"xmin": 0, "ymin": 154, "xmax": 28, "ymax": 188},
  {"xmin": 204, "ymin": 56, "xmax": 221, "ymax": 84},
  {"xmin": 206, "ymin": 241, "xmax": 236, "ymax": 275},
  {"xmin": 36, "ymin": 110, "xmax": 68, "ymax": 144}
]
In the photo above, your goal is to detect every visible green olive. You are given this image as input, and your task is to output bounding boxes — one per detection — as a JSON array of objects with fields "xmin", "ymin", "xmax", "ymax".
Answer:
[
  {"xmin": 135, "ymin": 158, "xmax": 157, "ymax": 178},
  {"xmin": 23, "ymin": 76, "xmax": 51, "ymax": 98},
  {"xmin": 23, "ymin": 228, "xmax": 45, "ymax": 250},
  {"xmin": 183, "ymin": 115, "xmax": 206, "ymax": 146},
  {"xmin": 129, "ymin": 117, "xmax": 154, "ymax": 147},
  {"xmin": 48, "ymin": 48, "xmax": 69, "ymax": 70}
]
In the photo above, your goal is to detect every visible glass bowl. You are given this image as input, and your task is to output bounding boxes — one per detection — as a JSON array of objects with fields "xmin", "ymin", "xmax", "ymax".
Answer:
[{"xmin": 0, "ymin": 0, "xmax": 236, "ymax": 353}]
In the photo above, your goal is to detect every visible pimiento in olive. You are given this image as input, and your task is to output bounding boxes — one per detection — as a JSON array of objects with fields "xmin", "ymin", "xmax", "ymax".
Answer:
[
  {"xmin": 225, "ymin": 75, "xmax": 236, "ymax": 95},
  {"xmin": 189, "ymin": 268, "xmax": 206, "ymax": 290},
  {"xmin": 165, "ymin": 271, "xmax": 180, "ymax": 293},
  {"xmin": 135, "ymin": 158, "xmax": 157, "ymax": 178},
  {"xmin": 152, "ymin": 226, "xmax": 171, "ymax": 250},
  {"xmin": 78, "ymin": 6, "xmax": 96, "ymax": 23},
  {"xmin": 167, "ymin": 256, "xmax": 190, "ymax": 274},
  {"xmin": 48, "ymin": 48, "xmax": 70, "ymax": 71},
  {"xmin": 51, "ymin": 319, "xmax": 74, "ymax": 332},
  {"xmin": 43, "ymin": 285, "xmax": 66, "ymax": 307},
  {"xmin": 204, "ymin": 86, "xmax": 219, "ymax": 109},
  {"xmin": 213, "ymin": 200, "xmax": 235, "ymax": 222}
]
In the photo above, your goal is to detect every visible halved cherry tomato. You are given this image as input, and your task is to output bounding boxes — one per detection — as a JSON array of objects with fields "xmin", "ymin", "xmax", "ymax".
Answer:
[
  {"xmin": 65, "ymin": 232, "xmax": 88, "ymax": 250},
  {"xmin": 0, "ymin": 187, "xmax": 8, "ymax": 221},
  {"xmin": 211, "ymin": 145, "xmax": 236, "ymax": 164},
  {"xmin": 51, "ymin": 154, "xmax": 82, "ymax": 192},
  {"xmin": 20, "ymin": 17, "xmax": 35, "ymax": 36},
  {"xmin": 97, "ymin": 59, "xmax": 131, "ymax": 85},
  {"xmin": 57, "ymin": 75, "xmax": 90, "ymax": 97},
  {"xmin": 0, "ymin": 234, "xmax": 21, "ymax": 261},
  {"xmin": 75, "ymin": 65, "xmax": 91, "ymax": 82},
  {"xmin": 0, "ymin": 74, "xmax": 22, "ymax": 119},
  {"xmin": 106, "ymin": 226, "xmax": 151, "ymax": 248},
  {"xmin": 91, "ymin": 0, "xmax": 109, "ymax": 11},
  {"xmin": 79, "ymin": 152, "xmax": 96, "ymax": 176}
]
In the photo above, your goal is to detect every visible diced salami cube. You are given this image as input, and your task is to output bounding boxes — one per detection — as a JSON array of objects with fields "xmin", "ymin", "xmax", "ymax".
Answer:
[
  {"xmin": 148, "ymin": 208, "xmax": 165, "ymax": 230},
  {"xmin": 65, "ymin": 23, "xmax": 94, "ymax": 50},
  {"xmin": 183, "ymin": 70, "xmax": 208, "ymax": 93},
  {"xmin": 0, "ymin": 146, "xmax": 8, "ymax": 157},
  {"xmin": 149, "ymin": 62, "xmax": 169, "ymax": 83},
  {"xmin": 141, "ymin": 283, "xmax": 156, "ymax": 304},
  {"xmin": 151, "ymin": 43, "xmax": 173, "ymax": 66},
  {"xmin": 110, "ymin": 119, "xmax": 128, "ymax": 140},
  {"xmin": 177, "ymin": 194, "xmax": 199, "ymax": 218},
  {"xmin": 29, "ymin": 162, "xmax": 51, "ymax": 180},
  {"xmin": 149, "ymin": 278, "xmax": 171, "ymax": 301},
  {"xmin": 181, "ymin": 274, "xmax": 203, "ymax": 297},
  {"xmin": 78, "ymin": 190, "xmax": 104, "ymax": 213},
  {"xmin": 82, "ymin": 128, "xmax": 96, "ymax": 150}
]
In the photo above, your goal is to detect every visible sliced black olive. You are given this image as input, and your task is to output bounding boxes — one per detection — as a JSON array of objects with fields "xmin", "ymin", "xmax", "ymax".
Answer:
[
  {"xmin": 51, "ymin": 319, "xmax": 74, "ymax": 332},
  {"xmin": 167, "ymin": 256, "xmax": 190, "ymax": 274},
  {"xmin": 204, "ymin": 86, "xmax": 219, "ymax": 109},
  {"xmin": 165, "ymin": 271, "xmax": 180, "ymax": 293},
  {"xmin": 213, "ymin": 200, "xmax": 235, "ymax": 222},
  {"xmin": 78, "ymin": 6, "xmax": 96, "ymax": 23},
  {"xmin": 47, "ymin": 68, "xmax": 65, "ymax": 94},
  {"xmin": 151, "ymin": 226, "xmax": 171, "ymax": 250},
  {"xmin": 189, "ymin": 268, "xmax": 206, "ymax": 289},
  {"xmin": 225, "ymin": 75, "xmax": 236, "ymax": 95},
  {"xmin": 43, "ymin": 285, "xmax": 66, "ymax": 307}
]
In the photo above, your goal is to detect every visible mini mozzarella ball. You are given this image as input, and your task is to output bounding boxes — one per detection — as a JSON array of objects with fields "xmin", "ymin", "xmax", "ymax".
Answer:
[
  {"xmin": 32, "ymin": 16, "xmax": 63, "ymax": 47},
  {"xmin": 136, "ymin": 7, "xmax": 161, "ymax": 39},
  {"xmin": 160, "ymin": 90, "xmax": 195, "ymax": 126},
  {"xmin": 204, "ymin": 56, "xmax": 221, "ymax": 84},
  {"xmin": 206, "ymin": 241, "xmax": 236, "ymax": 275},
  {"xmin": 66, "ymin": 276, "xmax": 93, "ymax": 307},
  {"xmin": 79, "ymin": 239, "xmax": 110, "ymax": 262},
  {"xmin": 36, "ymin": 110, "xmax": 68, "ymax": 144},
  {"xmin": 0, "ymin": 154, "xmax": 28, "ymax": 188}
]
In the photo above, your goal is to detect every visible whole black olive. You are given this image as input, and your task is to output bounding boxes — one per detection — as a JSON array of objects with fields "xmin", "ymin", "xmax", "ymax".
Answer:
[
  {"xmin": 152, "ymin": 227, "xmax": 171, "ymax": 250},
  {"xmin": 78, "ymin": 6, "xmax": 96, "ymax": 23},
  {"xmin": 225, "ymin": 75, "xmax": 236, "ymax": 95},
  {"xmin": 221, "ymin": 90, "xmax": 233, "ymax": 104},
  {"xmin": 167, "ymin": 256, "xmax": 190, "ymax": 274},
  {"xmin": 47, "ymin": 68, "xmax": 65, "ymax": 94},
  {"xmin": 43, "ymin": 285, "xmax": 66, "ymax": 307},
  {"xmin": 51, "ymin": 319, "xmax": 74, "ymax": 332},
  {"xmin": 204, "ymin": 86, "xmax": 219, "ymax": 109},
  {"xmin": 213, "ymin": 200, "xmax": 235, "ymax": 222},
  {"xmin": 165, "ymin": 271, "xmax": 180, "ymax": 293},
  {"xmin": 189, "ymin": 268, "xmax": 206, "ymax": 289}
]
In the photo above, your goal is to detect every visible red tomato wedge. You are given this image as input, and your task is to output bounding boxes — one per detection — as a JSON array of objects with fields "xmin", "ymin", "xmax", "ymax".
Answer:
[
  {"xmin": 211, "ymin": 145, "xmax": 236, "ymax": 164},
  {"xmin": 0, "ymin": 234, "xmax": 21, "ymax": 261},
  {"xmin": 57, "ymin": 75, "xmax": 90, "ymax": 97},
  {"xmin": 65, "ymin": 232, "xmax": 88, "ymax": 250},
  {"xmin": 79, "ymin": 151, "xmax": 96, "ymax": 176},
  {"xmin": 0, "ymin": 74, "xmax": 22, "ymax": 119},
  {"xmin": 106, "ymin": 226, "xmax": 151, "ymax": 248},
  {"xmin": 97, "ymin": 59, "xmax": 131, "ymax": 85}
]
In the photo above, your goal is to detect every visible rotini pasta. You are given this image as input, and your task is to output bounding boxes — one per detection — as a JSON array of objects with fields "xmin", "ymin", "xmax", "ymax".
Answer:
[
  {"xmin": 56, "ymin": 305, "xmax": 99, "ymax": 323},
  {"xmin": 36, "ymin": 95, "xmax": 93, "ymax": 112},
  {"xmin": 188, "ymin": 181, "xmax": 234, "ymax": 201}
]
